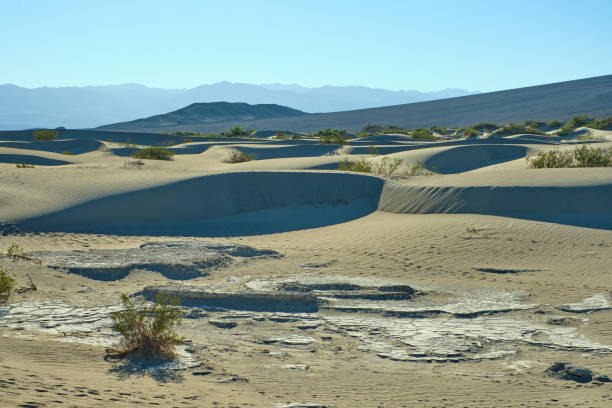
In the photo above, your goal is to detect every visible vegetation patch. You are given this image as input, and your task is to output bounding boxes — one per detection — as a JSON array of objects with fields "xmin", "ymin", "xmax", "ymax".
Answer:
[
  {"xmin": 61, "ymin": 151, "xmax": 75, "ymax": 155},
  {"xmin": 360, "ymin": 124, "xmax": 412, "ymax": 136},
  {"xmin": 471, "ymin": 122, "xmax": 499, "ymax": 132},
  {"xmin": 16, "ymin": 163, "xmax": 35, "ymax": 168},
  {"xmin": 131, "ymin": 147, "xmax": 175, "ymax": 160},
  {"xmin": 556, "ymin": 116, "xmax": 593, "ymax": 135},
  {"xmin": 0, "ymin": 270, "xmax": 15, "ymax": 304},
  {"xmin": 500, "ymin": 123, "xmax": 545, "ymax": 136},
  {"xmin": 224, "ymin": 151, "xmax": 255, "ymax": 163},
  {"xmin": 338, "ymin": 157, "xmax": 433, "ymax": 177},
  {"xmin": 528, "ymin": 145, "xmax": 612, "ymax": 168},
  {"xmin": 461, "ymin": 127, "xmax": 479, "ymax": 138},
  {"xmin": 410, "ymin": 128, "xmax": 436, "ymax": 140},
  {"xmin": 585, "ymin": 117, "xmax": 612, "ymax": 130},
  {"xmin": 523, "ymin": 120, "xmax": 546, "ymax": 128},
  {"xmin": 106, "ymin": 293, "xmax": 184, "ymax": 359},
  {"xmin": 314, "ymin": 128, "xmax": 351, "ymax": 145},
  {"xmin": 220, "ymin": 126, "xmax": 253, "ymax": 137},
  {"xmin": 33, "ymin": 129, "xmax": 59, "ymax": 141}
]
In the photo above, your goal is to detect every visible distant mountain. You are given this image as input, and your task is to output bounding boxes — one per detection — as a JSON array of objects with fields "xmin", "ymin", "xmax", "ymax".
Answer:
[
  {"xmin": 103, "ymin": 102, "xmax": 305, "ymax": 130},
  {"xmin": 0, "ymin": 82, "xmax": 478, "ymax": 129},
  {"xmin": 98, "ymin": 75, "xmax": 612, "ymax": 134}
]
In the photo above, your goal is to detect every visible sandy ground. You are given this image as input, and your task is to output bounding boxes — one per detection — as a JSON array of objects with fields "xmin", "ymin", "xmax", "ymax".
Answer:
[{"xmin": 1, "ymin": 132, "xmax": 612, "ymax": 407}]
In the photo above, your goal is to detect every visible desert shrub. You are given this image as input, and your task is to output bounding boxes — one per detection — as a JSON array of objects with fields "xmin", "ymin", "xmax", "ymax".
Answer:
[
  {"xmin": 523, "ymin": 120, "xmax": 546, "ymax": 128},
  {"xmin": 33, "ymin": 129, "xmax": 59, "ymax": 141},
  {"xmin": 372, "ymin": 157, "xmax": 404, "ymax": 176},
  {"xmin": 585, "ymin": 117, "xmax": 612, "ymax": 130},
  {"xmin": 107, "ymin": 293, "xmax": 184, "ymax": 359},
  {"xmin": 528, "ymin": 145, "xmax": 612, "ymax": 168},
  {"xmin": 546, "ymin": 120, "xmax": 562, "ymax": 127},
  {"xmin": 409, "ymin": 161, "xmax": 431, "ymax": 176},
  {"xmin": 0, "ymin": 270, "xmax": 15, "ymax": 304},
  {"xmin": 410, "ymin": 128, "xmax": 436, "ymax": 140},
  {"xmin": 314, "ymin": 128, "xmax": 350, "ymax": 145},
  {"xmin": 500, "ymin": 123, "xmax": 545, "ymax": 135},
  {"xmin": 461, "ymin": 127, "xmax": 479, "ymax": 138},
  {"xmin": 16, "ymin": 163, "xmax": 35, "ymax": 168},
  {"xmin": 131, "ymin": 147, "xmax": 174, "ymax": 160},
  {"xmin": 360, "ymin": 124, "xmax": 412, "ymax": 136},
  {"xmin": 274, "ymin": 132, "xmax": 291, "ymax": 140},
  {"xmin": 224, "ymin": 151, "xmax": 255, "ymax": 163},
  {"xmin": 182, "ymin": 138, "xmax": 193, "ymax": 144},
  {"xmin": 338, "ymin": 157, "xmax": 427, "ymax": 177},
  {"xmin": 337, "ymin": 158, "xmax": 373, "ymax": 173},
  {"xmin": 471, "ymin": 122, "xmax": 499, "ymax": 131},
  {"xmin": 557, "ymin": 116, "xmax": 593, "ymax": 135},
  {"xmin": 220, "ymin": 126, "xmax": 253, "ymax": 137},
  {"xmin": 61, "ymin": 151, "xmax": 75, "ymax": 155},
  {"xmin": 6, "ymin": 243, "xmax": 23, "ymax": 258},
  {"xmin": 368, "ymin": 146, "xmax": 379, "ymax": 155},
  {"xmin": 429, "ymin": 126, "xmax": 446, "ymax": 134}
]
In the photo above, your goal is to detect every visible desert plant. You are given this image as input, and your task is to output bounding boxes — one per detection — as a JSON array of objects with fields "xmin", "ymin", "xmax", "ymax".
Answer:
[
  {"xmin": 461, "ymin": 127, "xmax": 479, "ymax": 138},
  {"xmin": 107, "ymin": 293, "xmax": 184, "ymax": 359},
  {"xmin": 33, "ymin": 129, "xmax": 59, "ymax": 141},
  {"xmin": 182, "ymin": 138, "xmax": 193, "ymax": 144},
  {"xmin": 0, "ymin": 270, "xmax": 15, "ymax": 304},
  {"xmin": 16, "ymin": 163, "xmax": 35, "ymax": 168},
  {"xmin": 546, "ymin": 120, "xmax": 562, "ymax": 127},
  {"xmin": 528, "ymin": 145, "xmax": 612, "ymax": 168},
  {"xmin": 6, "ymin": 243, "xmax": 23, "ymax": 258},
  {"xmin": 429, "ymin": 126, "xmax": 446, "ymax": 134},
  {"xmin": 523, "ymin": 120, "xmax": 545, "ymax": 128},
  {"xmin": 500, "ymin": 123, "xmax": 545, "ymax": 136},
  {"xmin": 556, "ymin": 116, "xmax": 593, "ymax": 135},
  {"xmin": 314, "ymin": 128, "xmax": 351, "ymax": 145},
  {"xmin": 410, "ymin": 128, "xmax": 436, "ymax": 140},
  {"xmin": 131, "ymin": 147, "xmax": 175, "ymax": 160},
  {"xmin": 408, "ymin": 161, "xmax": 431, "ymax": 176},
  {"xmin": 367, "ymin": 146, "xmax": 379, "ymax": 155},
  {"xmin": 471, "ymin": 122, "xmax": 499, "ymax": 132},
  {"xmin": 337, "ymin": 158, "xmax": 373, "ymax": 173},
  {"xmin": 224, "ymin": 151, "xmax": 255, "ymax": 163},
  {"xmin": 61, "ymin": 151, "xmax": 75, "ymax": 155},
  {"xmin": 585, "ymin": 117, "xmax": 612, "ymax": 130},
  {"xmin": 274, "ymin": 132, "xmax": 291, "ymax": 140},
  {"xmin": 221, "ymin": 126, "xmax": 253, "ymax": 137}
]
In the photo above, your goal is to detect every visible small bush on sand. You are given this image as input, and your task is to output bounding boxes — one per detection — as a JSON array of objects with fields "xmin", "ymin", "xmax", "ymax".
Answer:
[
  {"xmin": 557, "ymin": 116, "xmax": 593, "ymax": 135},
  {"xmin": 338, "ymin": 157, "xmax": 432, "ymax": 177},
  {"xmin": 16, "ymin": 163, "xmax": 35, "ymax": 168},
  {"xmin": 314, "ymin": 128, "xmax": 350, "ymax": 145},
  {"xmin": 61, "ymin": 151, "xmax": 75, "ymax": 155},
  {"xmin": 461, "ymin": 127, "xmax": 479, "ymax": 138},
  {"xmin": 367, "ymin": 146, "xmax": 379, "ymax": 155},
  {"xmin": 523, "ymin": 120, "xmax": 545, "ymax": 128},
  {"xmin": 429, "ymin": 126, "xmax": 446, "ymax": 134},
  {"xmin": 107, "ymin": 293, "xmax": 184, "ymax": 359},
  {"xmin": 131, "ymin": 147, "xmax": 175, "ymax": 160},
  {"xmin": 338, "ymin": 158, "xmax": 373, "ymax": 173},
  {"xmin": 528, "ymin": 145, "xmax": 612, "ymax": 168},
  {"xmin": 33, "ymin": 129, "xmax": 59, "ymax": 141},
  {"xmin": 471, "ymin": 122, "xmax": 499, "ymax": 132},
  {"xmin": 585, "ymin": 117, "xmax": 612, "ymax": 130},
  {"xmin": 220, "ymin": 126, "xmax": 253, "ymax": 137},
  {"xmin": 224, "ymin": 151, "xmax": 255, "ymax": 163},
  {"xmin": 500, "ymin": 123, "xmax": 545, "ymax": 136},
  {"xmin": 0, "ymin": 270, "xmax": 15, "ymax": 304},
  {"xmin": 410, "ymin": 128, "xmax": 436, "ymax": 140}
]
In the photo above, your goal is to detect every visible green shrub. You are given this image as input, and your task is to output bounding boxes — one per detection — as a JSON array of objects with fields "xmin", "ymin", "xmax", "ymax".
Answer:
[
  {"xmin": 131, "ymin": 147, "xmax": 175, "ymax": 160},
  {"xmin": 471, "ymin": 122, "xmax": 499, "ymax": 131},
  {"xmin": 0, "ymin": 270, "xmax": 15, "ymax": 304},
  {"xmin": 546, "ymin": 120, "xmax": 562, "ymax": 127},
  {"xmin": 523, "ymin": 120, "xmax": 545, "ymax": 128},
  {"xmin": 429, "ymin": 126, "xmax": 446, "ymax": 134},
  {"xmin": 274, "ymin": 132, "xmax": 291, "ymax": 140},
  {"xmin": 461, "ymin": 127, "xmax": 479, "ymax": 138},
  {"xmin": 107, "ymin": 293, "xmax": 184, "ymax": 359},
  {"xmin": 528, "ymin": 145, "xmax": 612, "ymax": 168},
  {"xmin": 367, "ymin": 146, "xmax": 379, "ymax": 155},
  {"xmin": 337, "ymin": 158, "xmax": 373, "ymax": 173},
  {"xmin": 16, "ymin": 163, "xmax": 35, "ymax": 168},
  {"xmin": 224, "ymin": 151, "xmax": 255, "ymax": 163},
  {"xmin": 337, "ymin": 157, "xmax": 428, "ymax": 177},
  {"xmin": 585, "ymin": 117, "xmax": 612, "ymax": 130},
  {"xmin": 360, "ymin": 124, "xmax": 412, "ymax": 136},
  {"xmin": 557, "ymin": 116, "xmax": 593, "ymax": 135},
  {"xmin": 314, "ymin": 128, "xmax": 350, "ymax": 145},
  {"xmin": 410, "ymin": 128, "xmax": 436, "ymax": 140},
  {"xmin": 500, "ymin": 123, "xmax": 545, "ymax": 135},
  {"xmin": 61, "ymin": 151, "xmax": 75, "ymax": 155},
  {"xmin": 220, "ymin": 126, "xmax": 253, "ymax": 137},
  {"xmin": 33, "ymin": 129, "xmax": 59, "ymax": 141}
]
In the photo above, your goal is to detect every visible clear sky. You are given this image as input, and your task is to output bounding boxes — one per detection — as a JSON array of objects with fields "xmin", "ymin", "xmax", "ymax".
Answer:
[{"xmin": 1, "ymin": 0, "xmax": 611, "ymax": 92}]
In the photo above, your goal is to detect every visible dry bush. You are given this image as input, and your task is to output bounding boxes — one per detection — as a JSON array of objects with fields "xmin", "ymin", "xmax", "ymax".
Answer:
[
  {"xmin": 224, "ymin": 151, "xmax": 255, "ymax": 163},
  {"xmin": 107, "ymin": 293, "xmax": 184, "ymax": 360},
  {"xmin": 528, "ymin": 145, "xmax": 612, "ymax": 168},
  {"xmin": 0, "ymin": 270, "xmax": 15, "ymax": 304}
]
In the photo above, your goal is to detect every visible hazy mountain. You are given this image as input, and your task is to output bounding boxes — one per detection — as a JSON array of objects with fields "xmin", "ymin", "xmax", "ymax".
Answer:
[
  {"xmin": 98, "ymin": 75, "xmax": 612, "ymax": 134},
  {"xmin": 104, "ymin": 102, "xmax": 305, "ymax": 130},
  {"xmin": 0, "ymin": 82, "xmax": 478, "ymax": 129}
]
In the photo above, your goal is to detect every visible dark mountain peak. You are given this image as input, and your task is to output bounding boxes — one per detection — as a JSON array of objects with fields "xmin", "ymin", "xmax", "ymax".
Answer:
[{"xmin": 100, "ymin": 101, "xmax": 306, "ymax": 130}]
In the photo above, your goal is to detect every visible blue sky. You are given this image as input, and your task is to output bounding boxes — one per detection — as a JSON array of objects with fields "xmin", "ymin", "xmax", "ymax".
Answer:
[{"xmin": 1, "ymin": 0, "xmax": 611, "ymax": 92}]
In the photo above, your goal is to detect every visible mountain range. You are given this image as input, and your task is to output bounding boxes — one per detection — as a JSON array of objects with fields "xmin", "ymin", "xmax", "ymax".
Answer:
[
  {"xmin": 99, "ymin": 75, "xmax": 612, "ymax": 133},
  {"xmin": 0, "ymin": 82, "xmax": 478, "ymax": 130}
]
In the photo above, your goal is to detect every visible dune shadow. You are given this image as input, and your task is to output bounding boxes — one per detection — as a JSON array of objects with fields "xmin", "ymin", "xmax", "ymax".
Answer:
[
  {"xmin": 424, "ymin": 144, "xmax": 528, "ymax": 173},
  {"xmin": 17, "ymin": 171, "xmax": 384, "ymax": 237},
  {"xmin": 105, "ymin": 355, "xmax": 185, "ymax": 383},
  {"xmin": 0, "ymin": 153, "xmax": 71, "ymax": 166}
]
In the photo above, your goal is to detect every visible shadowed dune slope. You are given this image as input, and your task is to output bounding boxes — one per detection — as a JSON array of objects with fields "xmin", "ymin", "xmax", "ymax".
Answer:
[
  {"xmin": 17, "ymin": 172, "xmax": 384, "ymax": 236},
  {"xmin": 0, "ymin": 153, "xmax": 71, "ymax": 166},
  {"xmin": 0, "ymin": 139, "xmax": 104, "ymax": 154},
  {"xmin": 423, "ymin": 145, "xmax": 528, "ymax": 174},
  {"xmin": 12, "ymin": 171, "xmax": 612, "ymax": 234}
]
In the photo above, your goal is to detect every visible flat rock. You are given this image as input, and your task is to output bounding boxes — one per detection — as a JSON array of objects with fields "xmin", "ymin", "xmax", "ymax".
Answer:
[{"xmin": 547, "ymin": 362, "xmax": 594, "ymax": 383}]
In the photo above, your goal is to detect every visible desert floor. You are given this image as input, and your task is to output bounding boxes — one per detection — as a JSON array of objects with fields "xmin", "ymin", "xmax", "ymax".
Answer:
[{"xmin": 1, "ymin": 129, "xmax": 611, "ymax": 407}]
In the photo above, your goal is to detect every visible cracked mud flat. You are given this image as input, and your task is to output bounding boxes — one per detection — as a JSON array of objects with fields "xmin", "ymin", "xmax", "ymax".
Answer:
[
  {"xmin": 32, "ymin": 241, "xmax": 280, "ymax": 281},
  {"xmin": 2, "ymin": 268, "xmax": 610, "ymax": 365}
]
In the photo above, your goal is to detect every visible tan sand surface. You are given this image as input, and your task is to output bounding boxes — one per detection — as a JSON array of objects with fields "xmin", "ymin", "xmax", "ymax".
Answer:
[{"xmin": 1, "ymin": 132, "xmax": 612, "ymax": 407}]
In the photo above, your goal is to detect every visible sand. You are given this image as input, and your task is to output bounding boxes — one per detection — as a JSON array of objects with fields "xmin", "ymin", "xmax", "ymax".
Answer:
[{"xmin": 1, "ymin": 132, "xmax": 612, "ymax": 407}]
